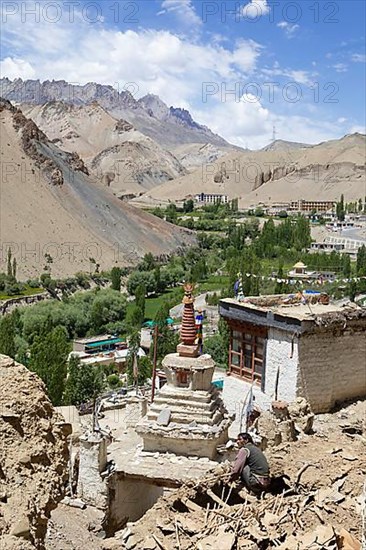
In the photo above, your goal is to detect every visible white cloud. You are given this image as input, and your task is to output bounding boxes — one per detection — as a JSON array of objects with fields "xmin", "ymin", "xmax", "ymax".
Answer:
[
  {"xmin": 337, "ymin": 117, "xmax": 347, "ymax": 123},
  {"xmin": 242, "ymin": 0, "xmax": 270, "ymax": 19},
  {"xmin": 193, "ymin": 94, "xmax": 271, "ymax": 147},
  {"xmin": 0, "ymin": 57, "xmax": 36, "ymax": 80},
  {"xmin": 0, "ymin": 7, "xmax": 262, "ymax": 107},
  {"xmin": 0, "ymin": 1, "xmax": 357, "ymax": 150},
  {"xmin": 262, "ymin": 64, "xmax": 316, "ymax": 86},
  {"xmin": 193, "ymin": 95, "xmax": 350, "ymax": 149},
  {"xmin": 332, "ymin": 63, "xmax": 348, "ymax": 73},
  {"xmin": 348, "ymin": 125, "xmax": 366, "ymax": 134},
  {"xmin": 158, "ymin": 0, "xmax": 202, "ymax": 27},
  {"xmin": 351, "ymin": 53, "xmax": 366, "ymax": 63},
  {"xmin": 277, "ymin": 21, "xmax": 299, "ymax": 37}
]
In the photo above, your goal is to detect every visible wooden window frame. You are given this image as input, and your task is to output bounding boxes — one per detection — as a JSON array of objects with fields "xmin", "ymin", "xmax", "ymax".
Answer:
[{"xmin": 227, "ymin": 321, "xmax": 267, "ymax": 384}]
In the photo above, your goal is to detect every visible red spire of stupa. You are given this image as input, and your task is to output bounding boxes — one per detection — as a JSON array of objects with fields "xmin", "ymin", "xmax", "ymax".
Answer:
[{"xmin": 180, "ymin": 283, "xmax": 196, "ymax": 346}]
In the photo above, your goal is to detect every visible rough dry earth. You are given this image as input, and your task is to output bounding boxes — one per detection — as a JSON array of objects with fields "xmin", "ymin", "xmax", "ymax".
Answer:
[
  {"xmin": 0, "ymin": 354, "xmax": 69, "ymax": 549},
  {"xmin": 45, "ymin": 399, "xmax": 365, "ymax": 550}
]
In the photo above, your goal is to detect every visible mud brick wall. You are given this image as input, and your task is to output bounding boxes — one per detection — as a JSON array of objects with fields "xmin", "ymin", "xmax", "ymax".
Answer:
[{"xmin": 297, "ymin": 326, "xmax": 366, "ymax": 413}]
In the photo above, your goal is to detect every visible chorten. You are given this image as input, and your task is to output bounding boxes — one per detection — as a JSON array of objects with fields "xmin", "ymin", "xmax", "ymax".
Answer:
[{"xmin": 136, "ymin": 284, "xmax": 231, "ymax": 459}]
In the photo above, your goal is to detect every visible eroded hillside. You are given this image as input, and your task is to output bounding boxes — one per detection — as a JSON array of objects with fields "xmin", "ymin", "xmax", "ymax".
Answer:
[{"xmin": 0, "ymin": 99, "xmax": 195, "ymax": 278}]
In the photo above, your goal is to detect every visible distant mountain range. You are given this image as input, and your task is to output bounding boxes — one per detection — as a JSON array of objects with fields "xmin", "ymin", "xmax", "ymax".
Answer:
[
  {"xmin": 133, "ymin": 133, "xmax": 366, "ymax": 207},
  {"xmin": 261, "ymin": 139, "xmax": 312, "ymax": 152},
  {"xmin": 0, "ymin": 78, "xmax": 235, "ymax": 150},
  {"xmin": 2, "ymin": 78, "xmax": 364, "ymax": 215}
]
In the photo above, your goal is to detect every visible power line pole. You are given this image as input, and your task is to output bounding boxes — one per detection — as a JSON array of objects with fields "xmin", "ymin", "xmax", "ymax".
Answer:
[
  {"xmin": 151, "ymin": 324, "xmax": 158, "ymax": 403},
  {"xmin": 272, "ymin": 125, "xmax": 277, "ymax": 142}
]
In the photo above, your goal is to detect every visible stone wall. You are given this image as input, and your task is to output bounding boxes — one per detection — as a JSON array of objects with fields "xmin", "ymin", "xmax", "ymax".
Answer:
[
  {"xmin": 77, "ymin": 434, "xmax": 108, "ymax": 509},
  {"xmin": 297, "ymin": 326, "xmax": 366, "ymax": 412},
  {"xmin": 0, "ymin": 292, "xmax": 49, "ymax": 316}
]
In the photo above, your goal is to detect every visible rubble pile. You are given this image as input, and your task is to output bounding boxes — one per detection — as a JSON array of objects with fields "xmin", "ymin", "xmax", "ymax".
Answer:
[
  {"xmin": 256, "ymin": 398, "xmax": 315, "ymax": 448},
  {"xmin": 115, "ymin": 400, "xmax": 365, "ymax": 550},
  {"xmin": 0, "ymin": 355, "xmax": 70, "ymax": 549},
  {"xmin": 117, "ymin": 463, "xmax": 362, "ymax": 550}
]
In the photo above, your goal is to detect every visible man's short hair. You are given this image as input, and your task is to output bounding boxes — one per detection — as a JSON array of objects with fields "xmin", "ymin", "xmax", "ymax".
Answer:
[{"xmin": 237, "ymin": 432, "xmax": 253, "ymax": 444}]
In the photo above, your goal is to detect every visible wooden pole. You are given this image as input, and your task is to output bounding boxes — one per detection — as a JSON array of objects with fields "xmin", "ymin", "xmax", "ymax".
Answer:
[{"xmin": 151, "ymin": 324, "xmax": 158, "ymax": 403}]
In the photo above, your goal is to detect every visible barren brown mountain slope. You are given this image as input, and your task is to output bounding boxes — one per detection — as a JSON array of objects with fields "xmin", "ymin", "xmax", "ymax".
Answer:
[
  {"xmin": 133, "ymin": 133, "xmax": 366, "ymax": 206},
  {"xmin": 0, "ymin": 100, "xmax": 194, "ymax": 279},
  {"xmin": 21, "ymin": 102, "xmax": 187, "ymax": 196}
]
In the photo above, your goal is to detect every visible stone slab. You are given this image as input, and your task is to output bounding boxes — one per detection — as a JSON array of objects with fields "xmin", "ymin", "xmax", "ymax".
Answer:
[{"xmin": 156, "ymin": 408, "xmax": 171, "ymax": 426}]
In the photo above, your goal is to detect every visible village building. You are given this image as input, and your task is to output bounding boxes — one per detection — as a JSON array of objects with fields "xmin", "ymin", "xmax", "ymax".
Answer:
[
  {"xmin": 71, "ymin": 334, "xmax": 145, "ymax": 370},
  {"xmin": 287, "ymin": 262, "xmax": 336, "ymax": 282},
  {"xmin": 73, "ymin": 334, "xmax": 125, "ymax": 354},
  {"xmin": 290, "ymin": 199, "xmax": 336, "ymax": 213},
  {"xmin": 219, "ymin": 294, "xmax": 366, "ymax": 414},
  {"xmin": 310, "ymin": 241, "xmax": 345, "ymax": 253},
  {"xmin": 194, "ymin": 192, "xmax": 229, "ymax": 204}
]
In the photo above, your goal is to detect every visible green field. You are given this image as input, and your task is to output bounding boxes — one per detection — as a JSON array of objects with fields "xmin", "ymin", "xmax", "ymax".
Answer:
[
  {"xmin": 195, "ymin": 276, "xmax": 229, "ymax": 293},
  {"xmin": 125, "ymin": 287, "xmax": 183, "ymax": 322},
  {"xmin": 0, "ymin": 287, "xmax": 44, "ymax": 301},
  {"xmin": 144, "ymin": 288, "xmax": 182, "ymax": 319}
]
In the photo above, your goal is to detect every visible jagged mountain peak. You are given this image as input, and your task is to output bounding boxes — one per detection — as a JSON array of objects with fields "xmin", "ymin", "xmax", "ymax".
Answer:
[{"xmin": 138, "ymin": 94, "xmax": 170, "ymax": 120}]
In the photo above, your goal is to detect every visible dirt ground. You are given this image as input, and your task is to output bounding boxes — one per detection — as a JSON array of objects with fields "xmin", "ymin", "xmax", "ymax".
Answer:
[{"xmin": 45, "ymin": 399, "xmax": 365, "ymax": 550}]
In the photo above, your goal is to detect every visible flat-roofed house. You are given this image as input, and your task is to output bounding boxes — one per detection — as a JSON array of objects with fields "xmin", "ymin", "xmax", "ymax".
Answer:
[{"xmin": 219, "ymin": 295, "xmax": 366, "ymax": 413}]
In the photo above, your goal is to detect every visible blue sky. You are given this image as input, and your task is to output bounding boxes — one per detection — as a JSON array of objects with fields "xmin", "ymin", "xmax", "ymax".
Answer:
[{"xmin": 1, "ymin": 0, "xmax": 365, "ymax": 148}]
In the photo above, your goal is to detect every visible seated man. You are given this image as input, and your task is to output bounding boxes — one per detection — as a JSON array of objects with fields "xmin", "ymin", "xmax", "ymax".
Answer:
[{"xmin": 230, "ymin": 432, "xmax": 270, "ymax": 495}]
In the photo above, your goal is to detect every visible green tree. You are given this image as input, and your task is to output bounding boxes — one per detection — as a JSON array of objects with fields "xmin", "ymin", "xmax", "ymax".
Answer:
[
  {"xmin": 107, "ymin": 373, "xmax": 122, "ymax": 389},
  {"xmin": 336, "ymin": 194, "xmax": 345, "ymax": 222},
  {"xmin": 0, "ymin": 313, "xmax": 16, "ymax": 358},
  {"xmin": 139, "ymin": 252, "xmax": 155, "ymax": 271},
  {"xmin": 127, "ymin": 270, "xmax": 156, "ymax": 295},
  {"xmin": 183, "ymin": 199, "xmax": 194, "ymax": 213},
  {"xmin": 63, "ymin": 356, "xmax": 104, "ymax": 406},
  {"xmin": 341, "ymin": 254, "xmax": 351, "ymax": 277},
  {"xmin": 165, "ymin": 204, "xmax": 178, "ymax": 224},
  {"xmin": 89, "ymin": 290, "xmax": 127, "ymax": 333},
  {"xmin": 151, "ymin": 304, "xmax": 179, "ymax": 365},
  {"xmin": 12, "ymin": 258, "xmax": 17, "ymax": 280},
  {"xmin": 127, "ymin": 355, "xmax": 153, "ymax": 385},
  {"xmin": 29, "ymin": 326, "xmax": 69, "ymax": 405},
  {"xmin": 111, "ymin": 267, "xmax": 122, "ymax": 291},
  {"xmin": 154, "ymin": 266, "xmax": 165, "ymax": 294},
  {"xmin": 357, "ymin": 245, "xmax": 366, "ymax": 276},
  {"xmin": 275, "ymin": 265, "xmax": 287, "ymax": 294},
  {"xmin": 349, "ymin": 280, "xmax": 357, "ymax": 302},
  {"xmin": 7, "ymin": 248, "xmax": 12, "ymax": 278},
  {"xmin": 203, "ymin": 319, "xmax": 230, "ymax": 369},
  {"xmin": 125, "ymin": 305, "xmax": 144, "ymax": 329},
  {"xmin": 135, "ymin": 285, "xmax": 146, "ymax": 317}
]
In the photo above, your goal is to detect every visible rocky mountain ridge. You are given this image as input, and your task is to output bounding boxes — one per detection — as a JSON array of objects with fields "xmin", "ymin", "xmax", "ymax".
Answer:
[
  {"xmin": 0, "ymin": 78, "xmax": 233, "ymax": 150},
  {"xmin": 21, "ymin": 101, "xmax": 188, "ymax": 195}
]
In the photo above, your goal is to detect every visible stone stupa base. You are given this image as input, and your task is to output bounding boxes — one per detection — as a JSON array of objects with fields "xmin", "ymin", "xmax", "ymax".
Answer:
[
  {"xmin": 136, "ymin": 353, "xmax": 232, "ymax": 459},
  {"xmin": 136, "ymin": 419, "xmax": 230, "ymax": 460}
]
